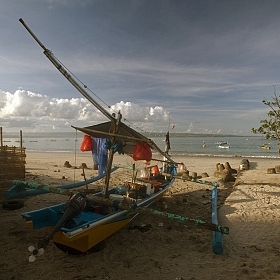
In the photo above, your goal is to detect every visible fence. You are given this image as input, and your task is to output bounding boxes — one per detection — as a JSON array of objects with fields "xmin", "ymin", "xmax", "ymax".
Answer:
[{"xmin": 0, "ymin": 128, "xmax": 26, "ymax": 198}]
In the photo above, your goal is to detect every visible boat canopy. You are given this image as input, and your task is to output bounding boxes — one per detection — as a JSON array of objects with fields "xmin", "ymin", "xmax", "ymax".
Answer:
[{"xmin": 72, "ymin": 122, "xmax": 175, "ymax": 163}]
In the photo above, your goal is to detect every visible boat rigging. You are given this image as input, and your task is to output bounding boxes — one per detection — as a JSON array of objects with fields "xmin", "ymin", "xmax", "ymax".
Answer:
[{"xmin": 18, "ymin": 18, "xmax": 229, "ymax": 261}]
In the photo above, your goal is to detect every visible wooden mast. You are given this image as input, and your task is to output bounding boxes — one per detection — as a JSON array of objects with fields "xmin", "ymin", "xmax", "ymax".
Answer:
[
  {"xmin": 19, "ymin": 18, "xmax": 114, "ymax": 122},
  {"xmin": 104, "ymin": 111, "xmax": 122, "ymax": 198},
  {"xmin": 0, "ymin": 127, "xmax": 2, "ymax": 147},
  {"xmin": 19, "ymin": 18, "xmax": 119, "ymax": 197},
  {"xmin": 19, "ymin": 18, "xmax": 176, "ymax": 198}
]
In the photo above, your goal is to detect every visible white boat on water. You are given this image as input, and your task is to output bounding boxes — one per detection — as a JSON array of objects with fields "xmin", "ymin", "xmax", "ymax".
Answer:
[{"xmin": 217, "ymin": 141, "xmax": 230, "ymax": 149}]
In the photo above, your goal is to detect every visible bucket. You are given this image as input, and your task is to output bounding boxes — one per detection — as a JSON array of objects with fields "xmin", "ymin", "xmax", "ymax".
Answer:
[{"xmin": 151, "ymin": 165, "xmax": 160, "ymax": 175}]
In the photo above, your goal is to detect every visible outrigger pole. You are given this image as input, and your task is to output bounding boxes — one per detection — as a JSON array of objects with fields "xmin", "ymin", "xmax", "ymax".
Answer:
[
  {"xmin": 11, "ymin": 180, "xmax": 229, "ymax": 235},
  {"xmin": 212, "ymin": 183, "xmax": 224, "ymax": 254},
  {"xmin": 4, "ymin": 166, "xmax": 118, "ymax": 200}
]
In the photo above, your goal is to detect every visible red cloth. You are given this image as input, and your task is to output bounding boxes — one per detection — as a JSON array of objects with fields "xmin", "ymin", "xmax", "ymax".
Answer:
[
  {"xmin": 80, "ymin": 135, "xmax": 93, "ymax": 151},
  {"xmin": 132, "ymin": 142, "xmax": 152, "ymax": 161}
]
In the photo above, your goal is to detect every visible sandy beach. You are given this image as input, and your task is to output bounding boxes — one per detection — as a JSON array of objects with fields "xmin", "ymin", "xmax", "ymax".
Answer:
[{"xmin": 1, "ymin": 151, "xmax": 280, "ymax": 280}]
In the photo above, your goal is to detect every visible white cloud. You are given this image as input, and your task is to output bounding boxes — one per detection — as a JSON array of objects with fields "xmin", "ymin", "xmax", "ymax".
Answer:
[{"xmin": 0, "ymin": 88, "xmax": 170, "ymax": 132}]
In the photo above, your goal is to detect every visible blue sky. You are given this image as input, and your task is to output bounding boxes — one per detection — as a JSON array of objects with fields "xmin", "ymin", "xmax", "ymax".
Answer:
[{"xmin": 1, "ymin": 0, "xmax": 280, "ymax": 135}]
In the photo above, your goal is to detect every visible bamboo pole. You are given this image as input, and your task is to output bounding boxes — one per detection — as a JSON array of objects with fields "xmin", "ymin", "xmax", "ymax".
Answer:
[
  {"xmin": 87, "ymin": 195, "xmax": 229, "ymax": 234},
  {"xmin": 20, "ymin": 130, "xmax": 23, "ymax": 149},
  {"xmin": 14, "ymin": 180, "xmax": 229, "ymax": 234},
  {"xmin": 212, "ymin": 183, "xmax": 224, "ymax": 254}
]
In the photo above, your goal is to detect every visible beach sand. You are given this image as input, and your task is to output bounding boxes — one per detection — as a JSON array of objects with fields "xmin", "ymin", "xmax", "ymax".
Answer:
[{"xmin": 1, "ymin": 152, "xmax": 280, "ymax": 280}]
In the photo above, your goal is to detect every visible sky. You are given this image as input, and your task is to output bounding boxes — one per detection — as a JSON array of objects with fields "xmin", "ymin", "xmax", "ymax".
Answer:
[{"xmin": 1, "ymin": 0, "xmax": 280, "ymax": 136}]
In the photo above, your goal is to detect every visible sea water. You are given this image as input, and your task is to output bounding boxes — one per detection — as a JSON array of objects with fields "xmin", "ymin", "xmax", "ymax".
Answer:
[
  {"xmin": 1, "ymin": 131, "xmax": 279, "ymax": 158},
  {"xmin": 153, "ymin": 134, "xmax": 280, "ymax": 158}
]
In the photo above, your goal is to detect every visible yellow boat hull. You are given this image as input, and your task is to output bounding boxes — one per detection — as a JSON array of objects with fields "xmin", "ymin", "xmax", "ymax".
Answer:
[{"xmin": 52, "ymin": 213, "xmax": 137, "ymax": 253}]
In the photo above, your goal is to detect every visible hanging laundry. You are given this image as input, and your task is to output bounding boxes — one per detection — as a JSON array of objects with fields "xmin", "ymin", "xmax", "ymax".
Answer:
[
  {"xmin": 92, "ymin": 137, "xmax": 108, "ymax": 176},
  {"xmin": 132, "ymin": 142, "xmax": 152, "ymax": 162},
  {"xmin": 80, "ymin": 135, "xmax": 93, "ymax": 151}
]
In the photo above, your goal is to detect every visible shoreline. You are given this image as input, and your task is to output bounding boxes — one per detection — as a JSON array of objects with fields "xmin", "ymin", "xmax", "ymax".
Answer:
[
  {"xmin": 25, "ymin": 149, "xmax": 280, "ymax": 159},
  {"xmin": 23, "ymin": 151, "xmax": 280, "ymax": 186}
]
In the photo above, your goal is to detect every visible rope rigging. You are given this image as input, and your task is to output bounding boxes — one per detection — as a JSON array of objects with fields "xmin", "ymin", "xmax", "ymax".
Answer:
[{"xmin": 52, "ymin": 52, "xmax": 158, "ymax": 136}]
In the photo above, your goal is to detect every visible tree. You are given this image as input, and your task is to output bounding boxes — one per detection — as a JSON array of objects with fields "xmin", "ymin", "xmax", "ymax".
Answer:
[{"xmin": 252, "ymin": 86, "xmax": 280, "ymax": 152}]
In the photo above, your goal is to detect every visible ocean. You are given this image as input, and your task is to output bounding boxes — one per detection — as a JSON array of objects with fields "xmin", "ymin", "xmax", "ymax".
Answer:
[{"xmin": 2, "ymin": 131, "xmax": 279, "ymax": 159}]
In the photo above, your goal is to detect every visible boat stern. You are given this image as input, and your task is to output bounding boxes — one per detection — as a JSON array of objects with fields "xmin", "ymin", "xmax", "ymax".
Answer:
[{"xmin": 21, "ymin": 203, "xmax": 64, "ymax": 230}]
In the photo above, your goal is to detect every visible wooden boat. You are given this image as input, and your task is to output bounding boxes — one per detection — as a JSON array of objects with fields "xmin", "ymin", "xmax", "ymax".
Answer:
[
  {"xmin": 22, "ymin": 172, "xmax": 175, "ymax": 257},
  {"xmin": 19, "ymin": 19, "xmax": 178, "ymax": 261},
  {"xmin": 261, "ymin": 144, "xmax": 271, "ymax": 150},
  {"xmin": 19, "ymin": 19, "xmax": 229, "ymax": 262}
]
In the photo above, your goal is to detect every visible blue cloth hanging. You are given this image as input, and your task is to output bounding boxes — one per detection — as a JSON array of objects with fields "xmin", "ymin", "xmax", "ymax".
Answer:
[{"xmin": 92, "ymin": 137, "xmax": 108, "ymax": 176}]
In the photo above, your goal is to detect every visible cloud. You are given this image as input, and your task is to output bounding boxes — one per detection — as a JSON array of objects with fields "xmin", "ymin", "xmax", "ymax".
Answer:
[
  {"xmin": 0, "ymin": 88, "xmax": 170, "ymax": 132},
  {"xmin": 2, "ymin": 1, "xmax": 278, "ymax": 136},
  {"xmin": 111, "ymin": 101, "xmax": 168, "ymax": 122}
]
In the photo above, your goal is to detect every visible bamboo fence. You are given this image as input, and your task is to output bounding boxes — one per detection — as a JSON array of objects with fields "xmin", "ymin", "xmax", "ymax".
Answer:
[{"xmin": 0, "ymin": 127, "xmax": 26, "ymax": 198}]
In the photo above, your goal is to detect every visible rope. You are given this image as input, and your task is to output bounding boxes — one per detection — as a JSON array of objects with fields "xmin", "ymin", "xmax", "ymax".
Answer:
[
  {"xmin": 73, "ymin": 129, "xmax": 78, "ymax": 184},
  {"xmin": 52, "ymin": 53, "xmax": 153, "ymax": 135}
]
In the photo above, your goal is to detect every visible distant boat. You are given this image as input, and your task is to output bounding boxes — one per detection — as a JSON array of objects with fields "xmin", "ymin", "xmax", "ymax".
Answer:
[
  {"xmin": 216, "ymin": 141, "xmax": 228, "ymax": 145},
  {"xmin": 218, "ymin": 142, "xmax": 230, "ymax": 149},
  {"xmin": 261, "ymin": 144, "xmax": 271, "ymax": 150}
]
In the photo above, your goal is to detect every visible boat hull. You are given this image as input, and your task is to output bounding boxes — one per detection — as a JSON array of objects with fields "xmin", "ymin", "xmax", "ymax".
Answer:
[
  {"xmin": 261, "ymin": 145, "xmax": 271, "ymax": 150},
  {"xmin": 22, "ymin": 177, "xmax": 174, "ymax": 253},
  {"xmin": 218, "ymin": 145, "xmax": 230, "ymax": 149},
  {"xmin": 52, "ymin": 213, "xmax": 137, "ymax": 253}
]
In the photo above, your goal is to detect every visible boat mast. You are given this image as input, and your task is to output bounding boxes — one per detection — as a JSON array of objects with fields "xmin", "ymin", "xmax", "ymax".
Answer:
[
  {"xmin": 19, "ymin": 18, "xmax": 176, "ymax": 178},
  {"xmin": 19, "ymin": 18, "xmax": 121, "ymax": 198},
  {"xmin": 19, "ymin": 18, "xmax": 115, "ymax": 122},
  {"xmin": 104, "ymin": 111, "xmax": 122, "ymax": 198}
]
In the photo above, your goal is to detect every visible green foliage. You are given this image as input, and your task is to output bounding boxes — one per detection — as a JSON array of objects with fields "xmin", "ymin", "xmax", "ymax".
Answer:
[{"xmin": 251, "ymin": 86, "xmax": 280, "ymax": 143}]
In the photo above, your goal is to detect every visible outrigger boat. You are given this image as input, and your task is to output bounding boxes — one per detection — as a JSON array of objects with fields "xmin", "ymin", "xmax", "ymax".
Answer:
[{"xmin": 18, "ymin": 19, "xmax": 229, "ymax": 262}]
